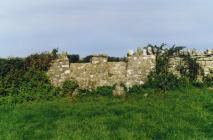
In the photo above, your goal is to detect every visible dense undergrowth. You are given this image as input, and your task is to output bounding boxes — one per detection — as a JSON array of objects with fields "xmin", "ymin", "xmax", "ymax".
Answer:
[
  {"xmin": 143, "ymin": 44, "xmax": 209, "ymax": 91},
  {"xmin": 0, "ymin": 49, "xmax": 59, "ymax": 104}
]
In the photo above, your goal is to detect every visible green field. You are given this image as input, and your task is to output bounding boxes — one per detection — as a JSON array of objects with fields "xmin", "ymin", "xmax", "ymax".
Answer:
[{"xmin": 0, "ymin": 87, "xmax": 213, "ymax": 140}]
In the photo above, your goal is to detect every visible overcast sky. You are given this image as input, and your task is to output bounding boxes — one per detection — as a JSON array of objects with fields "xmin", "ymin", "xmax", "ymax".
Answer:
[{"xmin": 0, "ymin": 0, "xmax": 213, "ymax": 57}]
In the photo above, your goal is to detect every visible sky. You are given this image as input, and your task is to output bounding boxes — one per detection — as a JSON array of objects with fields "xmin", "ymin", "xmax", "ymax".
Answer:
[{"xmin": 0, "ymin": 0, "xmax": 213, "ymax": 57}]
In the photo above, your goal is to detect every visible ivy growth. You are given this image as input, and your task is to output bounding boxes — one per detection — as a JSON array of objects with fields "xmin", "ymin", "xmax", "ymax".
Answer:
[{"xmin": 145, "ymin": 44, "xmax": 204, "ymax": 92}]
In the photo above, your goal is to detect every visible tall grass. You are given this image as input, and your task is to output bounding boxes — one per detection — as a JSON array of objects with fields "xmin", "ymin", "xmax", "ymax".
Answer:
[{"xmin": 0, "ymin": 87, "xmax": 213, "ymax": 140}]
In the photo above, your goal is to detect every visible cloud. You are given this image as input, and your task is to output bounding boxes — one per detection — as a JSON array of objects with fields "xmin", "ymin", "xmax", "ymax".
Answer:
[{"xmin": 0, "ymin": 0, "xmax": 213, "ymax": 57}]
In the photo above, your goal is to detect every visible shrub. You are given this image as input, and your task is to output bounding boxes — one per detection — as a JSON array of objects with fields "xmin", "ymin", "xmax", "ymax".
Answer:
[
  {"xmin": 81, "ymin": 55, "xmax": 93, "ymax": 63},
  {"xmin": 51, "ymin": 48, "xmax": 59, "ymax": 59},
  {"xmin": 144, "ymin": 44, "xmax": 207, "ymax": 91},
  {"xmin": 0, "ymin": 50, "xmax": 60, "ymax": 104},
  {"xmin": 68, "ymin": 54, "xmax": 80, "ymax": 63},
  {"xmin": 128, "ymin": 85, "xmax": 144, "ymax": 94},
  {"xmin": 95, "ymin": 86, "xmax": 114, "ymax": 96},
  {"xmin": 0, "ymin": 68, "xmax": 56, "ymax": 103},
  {"xmin": 0, "ymin": 58, "xmax": 25, "ymax": 77},
  {"xmin": 108, "ymin": 57, "xmax": 127, "ymax": 62},
  {"xmin": 0, "ymin": 65, "xmax": 58, "ymax": 104},
  {"xmin": 23, "ymin": 48, "xmax": 58, "ymax": 71},
  {"xmin": 62, "ymin": 80, "xmax": 79, "ymax": 95},
  {"xmin": 19, "ymin": 69, "xmax": 54, "ymax": 93},
  {"xmin": 0, "ymin": 80, "xmax": 5, "ymax": 97},
  {"xmin": 145, "ymin": 44, "xmax": 185, "ymax": 92},
  {"xmin": 179, "ymin": 54, "xmax": 203, "ymax": 81},
  {"xmin": 24, "ymin": 53, "xmax": 53, "ymax": 71},
  {"xmin": 145, "ymin": 72, "xmax": 182, "ymax": 91},
  {"xmin": 203, "ymin": 74, "xmax": 213, "ymax": 87}
]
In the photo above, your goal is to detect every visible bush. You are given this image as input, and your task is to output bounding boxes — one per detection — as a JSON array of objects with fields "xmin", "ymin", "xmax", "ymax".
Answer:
[
  {"xmin": 95, "ymin": 86, "xmax": 114, "ymax": 96},
  {"xmin": 128, "ymin": 85, "xmax": 144, "ymax": 94},
  {"xmin": 0, "ymin": 49, "xmax": 61, "ymax": 104},
  {"xmin": 0, "ymin": 58, "xmax": 25, "ymax": 77},
  {"xmin": 81, "ymin": 55, "xmax": 93, "ymax": 63},
  {"xmin": 19, "ymin": 69, "xmax": 55, "ymax": 94},
  {"xmin": 144, "ymin": 44, "xmax": 186, "ymax": 92},
  {"xmin": 68, "ymin": 54, "xmax": 80, "ymax": 63},
  {"xmin": 24, "ymin": 53, "xmax": 54, "ymax": 71},
  {"xmin": 144, "ymin": 44, "xmax": 207, "ymax": 91},
  {"xmin": 108, "ymin": 57, "xmax": 127, "ymax": 62},
  {"xmin": 62, "ymin": 80, "xmax": 79, "ymax": 95},
  {"xmin": 203, "ymin": 74, "xmax": 213, "ymax": 87},
  {"xmin": 23, "ymin": 48, "xmax": 58, "ymax": 71},
  {"xmin": 145, "ymin": 72, "xmax": 183, "ymax": 91},
  {"xmin": 180, "ymin": 54, "xmax": 203, "ymax": 81},
  {"xmin": 0, "ymin": 81, "xmax": 5, "ymax": 97},
  {"xmin": 0, "ymin": 68, "xmax": 57, "ymax": 104}
]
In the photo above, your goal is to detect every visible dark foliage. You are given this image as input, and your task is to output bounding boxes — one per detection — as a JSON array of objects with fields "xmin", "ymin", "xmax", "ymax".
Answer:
[
  {"xmin": 67, "ymin": 55, "xmax": 127, "ymax": 63},
  {"xmin": 82, "ymin": 55, "xmax": 93, "ymax": 63},
  {"xmin": 203, "ymin": 71, "xmax": 213, "ymax": 87},
  {"xmin": 51, "ymin": 48, "xmax": 59, "ymax": 59},
  {"xmin": 145, "ymin": 44, "xmax": 186, "ymax": 91},
  {"xmin": 108, "ymin": 57, "xmax": 127, "ymax": 62},
  {"xmin": 0, "ymin": 58, "xmax": 25, "ymax": 77},
  {"xmin": 179, "ymin": 54, "xmax": 203, "ymax": 81},
  {"xmin": 127, "ymin": 85, "xmax": 144, "ymax": 94},
  {"xmin": 95, "ymin": 86, "xmax": 114, "ymax": 96},
  {"xmin": 61, "ymin": 80, "xmax": 79, "ymax": 95},
  {"xmin": 0, "ymin": 49, "xmax": 59, "ymax": 104},
  {"xmin": 24, "ymin": 53, "xmax": 54, "ymax": 71},
  {"xmin": 67, "ymin": 54, "xmax": 80, "ymax": 63},
  {"xmin": 23, "ymin": 48, "xmax": 58, "ymax": 71},
  {"xmin": 0, "ymin": 68, "xmax": 57, "ymax": 104},
  {"xmin": 147, "ymin": 44, "xmax": 184, "ymax": 75},
  {"xmin": 145, "ymin": 72, "xmax": 187, "ymax": 92},
  {"xmin": 144, "ymin": 44, "xmax": 208, "ymax": 92}
]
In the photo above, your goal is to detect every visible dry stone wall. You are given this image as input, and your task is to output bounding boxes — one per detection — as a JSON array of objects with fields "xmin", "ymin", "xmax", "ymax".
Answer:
[
  {"xmin": 126, "ymin": 54, "xmax": 155, "ymax": 87},
  {"xmin": 69, "ymin": 61, "xmax": 127, "ymax": 89},
  {"xmin": 196, "ymin": 55, "xmax": 213, "ymax": 75},
  {"xmin": 47, "ymin": 48, "xmax": 213, "ymax": 90},
  {"xmin": 169, "ymin": 50, "xmax": 213, "ymax": 76},
  {"xmin": 47, "ymin": 53, "xmax": 71, "ymax": 86}
]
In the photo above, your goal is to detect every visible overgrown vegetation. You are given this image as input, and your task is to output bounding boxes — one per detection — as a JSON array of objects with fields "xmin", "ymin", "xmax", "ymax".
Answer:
[
  {"xmin": 95, "ymin": 86, "xmax": 114, "ymax": 96},
  {"xmin": 67, "ymin": 54, "xmax": 80, "ymax": 63},
  {"xmin": 203, "ymin": 71, "xmax": 213, "ymax": 87},
  {"xmin": 179, "ymin": 54, "xmax": 203, "ymax": 81},
  {"xmin": 127, "ymin": 84, "xmax": 145, "ymax": 94},
  {"xmin": 144, "ymin": 44, "xmax": 185, "ymax": 91},
  {"xmin": 61, "ymin": 80, "xmax": 79, "ymax": 95},
  {"xmin": 0, "ymin": 49, "xmax": 59, "ymax": 104},
  {"xmin": 143, "ymin": 44, "xmax": 212, "ymax": 92}
]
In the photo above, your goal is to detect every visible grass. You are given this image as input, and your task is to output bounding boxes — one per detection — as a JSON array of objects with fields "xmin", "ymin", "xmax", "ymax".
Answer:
[{"xmin": 0, "ymin": 87, "xmax": 213, "ymax": 140}]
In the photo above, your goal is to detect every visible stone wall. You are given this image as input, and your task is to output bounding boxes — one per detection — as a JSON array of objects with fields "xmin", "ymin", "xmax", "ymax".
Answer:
[
  {"xmin": 197, "ymin": 55, "xmax": 213, "ymax": 75},
  {"xmin": 47, "ymin": 48, "xmax": 213, "ymax": 89},
  {"xmin": 47, "ymin": 53, "xmax": 71, "ymax": 87},
  {"xmin": 169, "ymin": 50, "xmax": 213, "ymax": 76},
  {"xmin": 69, "ymin": 62, "xmax": 127, "ymax": 89},
  {"xmin": 126, "ymin": 54, "xmax": 155, "ymax": 87}
]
